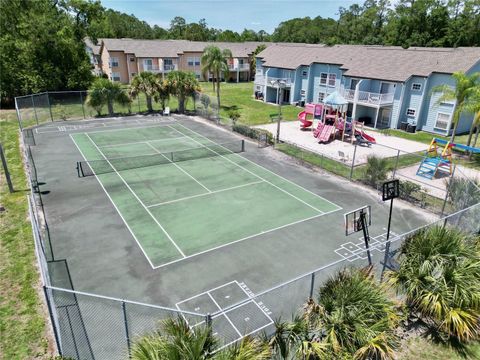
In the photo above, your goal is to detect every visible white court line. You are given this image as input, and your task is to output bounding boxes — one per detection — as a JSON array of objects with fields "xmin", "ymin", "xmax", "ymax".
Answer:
[
  {"xmin": 81, "ymin": 122, "xmax": 177, "ymax": 135},
  {"xmin": 99, "ymin": 136, "xmax": 187, "ymax": 148},
  {"xmin": 174, "ymin": 122, "xmax": 342, "ymax": 212},
  {"xmin": 152, "ymin": 212, "xmax": 326, "ymax": 269},
  {"xmin": 147, "ymin": 180, "xmax": 264, "ymax": 208},
  {"xmin": 175, "ymin": 281, "xmax": 238, "ymax": 307},
  {"xmin": 167, "ymin": 125, "xmax": 326, "ymax": 214},
  {"xmin": 207, "ymin": 293, "xmax": 243, "ymax": 337},
  {"xmin": 84, "ymin": 132, "xmax": 187, "ymax": 258},
  {"xmin": 69, "ymin": 134, "xmax": 156, "ymax": 269},
  {"xmin": 145, "ymin": 141, "xmax": 211, "ymax": 193}
]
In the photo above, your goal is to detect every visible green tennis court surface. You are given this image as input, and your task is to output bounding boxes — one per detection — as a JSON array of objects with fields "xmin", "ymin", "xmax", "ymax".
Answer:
[{"xmin": 71, "ymin": 123, "xmax": 341, "ymax": 268}]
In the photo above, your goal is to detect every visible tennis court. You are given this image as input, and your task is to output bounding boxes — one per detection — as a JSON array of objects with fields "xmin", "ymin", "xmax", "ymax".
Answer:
[{"xmin": 71, "ymin": 122, "xmax": 341, "ymax": 268}]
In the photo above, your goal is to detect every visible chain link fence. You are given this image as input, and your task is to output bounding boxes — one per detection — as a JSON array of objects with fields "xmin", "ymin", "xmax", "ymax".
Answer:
[{"xmin": 20, "ymin": 109, "xmax": 480, "ymax": 359}]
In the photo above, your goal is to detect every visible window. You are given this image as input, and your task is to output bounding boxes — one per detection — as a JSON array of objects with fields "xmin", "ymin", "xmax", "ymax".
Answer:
[
  {"xmin": 110, "ymin": 57, "xmax": 119, "ymax": 67},
  {"xmin": 187, "ymin": 57, "xmax": 200, "ymax": 66},
  {"xmin": 320, "ymin": 73, "xmax": 336, "ymax": 86},
  {"xmin": 318, "ymin": 92, "xmax": 326, "ymax": 103},
  {"xmin": 412, "ymin": 83, "xmax": 422, "ymax": 91},
  {"xmin": 406, "ymin": 108, "xmax": 416, "ymax": 117},
  {"xmin": 129, "ymin": 56, "xmax": 135, "ymax": 62},
  {"xmin": 143, "ymin": 59, "xmax": 153, "ymax": 70},
  {"xmin": 187, "ymin": 57, "xmax": 194, "ymax": 66},
  {"xmin": 111, "ymin": 72, "xmax": 120, "ymax": 81},
  {"xmin": 300, "ymin": 89, "xmax": 306, "ymax": 97},
  {"xmin": 256, "ymin": 69, "xmax": 262, "ymax": 74},
  {"xmin": 131, "ymin": 72, "xmax": 136, "ymax": 77},
  {"xmin": 164, "ymin": 59, "xmax": 173, "ymax": 65},
  {"xmin": 256, "ymin": 86, "xmax": 261, "ymax": 90},
  {"xmin": 435, "ymin": 112, "xmax": 450, "ymax": 130},
  {"xmin": 302, "ymin": 70, "xmax": 308, "ymax": 77}
]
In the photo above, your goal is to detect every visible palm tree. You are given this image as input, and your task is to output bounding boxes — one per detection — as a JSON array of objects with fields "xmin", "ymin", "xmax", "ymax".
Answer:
[
  {"xmin": 201, "ymin": 46, "xmax": 232, "ymax": 110},
  {"xmin": 303, "ymin": 267, "xmax": 400, "ymax": 359},
  {"xmin": 131, "ymin": 317, "xmax": 270, "ymax": 360},
  {"xmin": 386, "ymin": 226, "xmax": 480, "ymax": 343},
  {"xmin": 87, "ymin": 77, "xmax": 131, "ymax": 116},
  {"xmin": 153, "ymin": 76, "xmax": 170, "ymax": 112},
  {"xmin": 364, "ymin": 155, "xmax": 390, "ymax": 189},
  {"xmin": 464, "ymin": 85, "xmax": 480, "ymax": 148},
  {"xmin": 130, "ymin": 72, "xmax": 158, "ymax": 112},
  {"xmin": 432, "ymin": 71, "xmax": 480, "ymax": 142},
  {"xmin": 167, "ymin": 71, "xmax": 201, "ymax": 114}
]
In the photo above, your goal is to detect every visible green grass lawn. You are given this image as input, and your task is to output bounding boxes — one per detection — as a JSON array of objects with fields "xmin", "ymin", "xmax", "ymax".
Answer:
[
  {"xmin": 0, "ymin": 109, "xmax": 52, "ymax": 359},
  {"xmin": 199, "ymin": 81, "xmax": 301, "ymax": 125}
]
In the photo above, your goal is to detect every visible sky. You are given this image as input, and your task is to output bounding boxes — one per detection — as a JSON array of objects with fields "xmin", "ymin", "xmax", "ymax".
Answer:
[{"xmin": 100, "ymin": 0, "xmax": 359, "ymax": 33}]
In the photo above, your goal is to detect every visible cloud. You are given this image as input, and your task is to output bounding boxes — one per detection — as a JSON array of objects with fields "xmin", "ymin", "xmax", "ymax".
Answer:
[{"xmin": 251, "ymin": 21, "xmax": 261, "ymax": 25}]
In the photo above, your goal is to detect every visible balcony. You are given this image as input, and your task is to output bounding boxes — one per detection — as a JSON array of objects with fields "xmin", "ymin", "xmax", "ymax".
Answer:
[
  {"xmin": 266, "ymin": 76, "xmax": 292, "ymax": 87},
  {"xmin": 163, "ymin": 64, "xmax": 177, "ymax": 71},
  {"xmin": 228, "ymin": 63, "xmax": 250, "ymax": 71},
  {"xmin": 143, "ymin": 64, "xmax": 177, "ymax": 73},
  {"xmin": 341, "ymin": 88, "xmax": 394, "ymax": 106}
]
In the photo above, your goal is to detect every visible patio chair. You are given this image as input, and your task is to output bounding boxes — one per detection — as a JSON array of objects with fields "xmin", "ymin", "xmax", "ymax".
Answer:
[
  {"xmin": 338, "ymin": 151, "xmax": 349, "ymax": 163},
  {"xmin": 163, "ymin": 107, "xmax": 170, "ymax": 116}
]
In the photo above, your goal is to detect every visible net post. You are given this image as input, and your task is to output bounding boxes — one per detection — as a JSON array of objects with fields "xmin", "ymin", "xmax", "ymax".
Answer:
[
  {"xmin": 76, "ymin": 162, "xmax": 82, "ymax": 178},
  {"xmin": 241, "ymin": 139, "xmax": 245, "ymax": 153},
  {"xmin": 309, "ymin": 272, "xmax": 315, "ymax": 299},
  {"xmin": 122, "ymin": 301, "xmax": 132, "ymax": 358}
]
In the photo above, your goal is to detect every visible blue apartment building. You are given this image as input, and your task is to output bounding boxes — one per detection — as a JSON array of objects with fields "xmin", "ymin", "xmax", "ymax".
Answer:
[{"xmin": 254, "ymin": 44, "xmax": 480, "ymax": 135}]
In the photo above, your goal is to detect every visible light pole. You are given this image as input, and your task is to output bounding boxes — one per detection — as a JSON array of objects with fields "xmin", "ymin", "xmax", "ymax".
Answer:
[{"xmin": 270, "ymin": 79, "xmax": 287, "ymax": 144}]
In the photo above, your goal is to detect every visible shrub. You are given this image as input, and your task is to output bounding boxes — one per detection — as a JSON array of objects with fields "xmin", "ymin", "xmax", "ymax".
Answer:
[
  {"xmin": 226, "ymin": 109, "xmax": 241, "ymax": 125},
  {"xmin": 233, "ymin": 124, "xmax": 273, "ymax": 144},
  {"xmin": 363, "ymin": 155, "xmax": 390, "ymax": 188},
  {"xmin": 399, "ymin": 180, "xmax": 422, "ymax": 202}
]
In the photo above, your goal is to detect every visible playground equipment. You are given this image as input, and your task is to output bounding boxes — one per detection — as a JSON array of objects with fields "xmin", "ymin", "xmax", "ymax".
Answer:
[
  {"xmin": 416, "ymin": 138, "xmax": 480, "ymax": 179},
  {"xmin": 313, "ymin": 113, "xmax": 376, "ymax": 145},
  {"xmin": 298, "ymin": 103, "xmax": 323, "ymax": 130}
]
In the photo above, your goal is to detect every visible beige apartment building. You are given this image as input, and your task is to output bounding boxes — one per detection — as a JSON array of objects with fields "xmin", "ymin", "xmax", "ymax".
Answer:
[{"xmin": 88, "ymin": 38, "xmax": 267, "ymax": 84}]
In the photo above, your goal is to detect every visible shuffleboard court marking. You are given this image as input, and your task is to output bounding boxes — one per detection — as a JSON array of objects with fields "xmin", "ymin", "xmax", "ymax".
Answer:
[
  {"xmin": 167, "ymin": 125, "xmax": 326, "ymax": 214},
  {"xmin": 84, "ymin": 132, "xmax": 187, "ymax": 259},
  {"xmin": 69, "ymin": 133, "xmax": 157, "ymax": 269},
  {"xmin": 174, "ymin": 122, "xmax": 342, "ymax": 212},
  {"xmin": 145, "ymin": 141, "xmax": 212, "ymax": 193},
  {"xmin": 234, "ymin": 280, "xmax": 275, "ymax": 323},
  {"xmin": 99, "ymin": 136, "xmax": 188, "ymax": 148},
  {"xmin": 147, "ymin": 180, "xmax": 264, "ymax": 208},
  {"xmin": 207, "ymin": 293, "xmax": 243, "ymax": 337}
]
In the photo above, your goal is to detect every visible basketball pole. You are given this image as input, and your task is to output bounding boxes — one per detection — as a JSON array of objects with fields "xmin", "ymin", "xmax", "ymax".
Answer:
[
  {"xmin": 380, "ymin": 197, "xmax": 394, "ymax": 281},
  {"xmin": 359, "ymin": 211, "xmax": 372, "ymax": 266}
]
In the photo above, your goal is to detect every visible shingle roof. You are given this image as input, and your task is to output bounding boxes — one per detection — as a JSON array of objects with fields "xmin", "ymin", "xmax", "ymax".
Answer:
[
  {"xmin": 84, "ymin": 38, "xmax": 101, "ymax": 55},
  {"xmin": 100, "ymin": 39, "xmax": 268, "ymax": 58},
  {"xmin": 257, "ymin": 44, "xmax": 480, "ymax": 82}
]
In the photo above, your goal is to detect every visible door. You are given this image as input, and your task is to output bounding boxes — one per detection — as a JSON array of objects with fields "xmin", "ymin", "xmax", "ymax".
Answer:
[
  {"xmin": 350, "ymin": 79, "xmax": 358, "ymax": 90},
  {"xmin": 380, "ymin": 82, "xmax": 393, "ymax": 94},
  {"xmin": 282, "ymin": 89, "xmax": 291, "ymax": 104},
  {"xmin": 379, "ymin": 108, "xmax": 392, "ymax": 127}
]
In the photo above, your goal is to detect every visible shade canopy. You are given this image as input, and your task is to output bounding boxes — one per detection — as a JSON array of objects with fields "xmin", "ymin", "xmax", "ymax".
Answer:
[{"xmin": 324, "ymin": 91, "xmax": 348, "ymax": 106}]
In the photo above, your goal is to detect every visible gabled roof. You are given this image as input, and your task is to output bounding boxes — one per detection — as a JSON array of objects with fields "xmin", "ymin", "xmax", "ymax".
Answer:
[
  {"xmin": 257, "ymin": 44, "xmax": 480, "ymax": 82},
  {"xmin": 100, "ymin": 38, "xmax": 268, "ymax": 58},
  {"xmin": 84, "ymin": 38, "xmax": 101, "ymax": 55}
]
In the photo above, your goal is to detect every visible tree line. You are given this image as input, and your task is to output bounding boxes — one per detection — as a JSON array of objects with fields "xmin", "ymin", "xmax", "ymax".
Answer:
[{"xmin": 1, "ymin": 0, "xmax": 479, "ymax": 105}]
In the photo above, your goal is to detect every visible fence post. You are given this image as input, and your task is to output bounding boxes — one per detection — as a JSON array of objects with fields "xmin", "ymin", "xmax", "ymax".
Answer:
[
  {"xmin": 122, "ymin": 301, "xmax": 131, "ymax": 358},
  {"xmin": 15, "ymin": 97, "xmax": 23, "ymax": 130},
  {"xmin": 46, "ymin": 92, "xmax": 54, "ymax": 122},
  {"xmin": 392, "ymin": 150, "xmax": 400, "ymax": 179},
  {"xmin": 205, "ymin": 313, "xmax": 212, "ymax": 327},
  {"xmin": 349, "ymin": 144, "xmax": 357, "ymax": 180},
  {"xmin": 0, "ymin": 143, "xmax": 14, "ymax": 193},
  {"xmin": 80, "ymin": 92, "xmax": 86, "ymax": 119},
  {"xmin": 309, "ymin": 272, "xmax": 315, "ymax": 299},
  {"xmin": 31, "ymin": 95, "xmax": 39, "ymax": 125},
  {"xmin": 441, "ymin": 165, "xmax": 456, "ymax": 217},
  {"xmin": 43, "ymin": 286, "xmax": 63, "ymax": 356}
]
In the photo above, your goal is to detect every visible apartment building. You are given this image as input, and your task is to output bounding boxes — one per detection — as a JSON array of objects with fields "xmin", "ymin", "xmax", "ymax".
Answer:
[
  {"xmin": 84, "ymin": 38, "xmax": 103, "ymax": 76},
  {"xmin": 94, "ymin": 38, "xmax": 266, "ymax": 84},
  {"xmin": 254, "ymin": 44, "xmax": 480, "ymax": 136}
]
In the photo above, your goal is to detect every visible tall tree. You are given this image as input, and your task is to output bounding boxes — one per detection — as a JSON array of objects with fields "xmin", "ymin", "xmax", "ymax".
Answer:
[
  {"xmin": 201, "ymin": 46, "xmax": 232, "ymax": 110},
  {"xmin": 166, "ymin": 71, "xmax": 200, "ymax": 114},
  {"xmin": 169, "ymin": 16, "xmax": 187, "ymax": 39}
]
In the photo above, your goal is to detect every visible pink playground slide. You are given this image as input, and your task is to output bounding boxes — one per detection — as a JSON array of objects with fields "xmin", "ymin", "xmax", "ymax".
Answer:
[
  {"xmin": 357, "ymin": 130, "xmax": 376, "ymax": 144},
  {"xmin": 318, "ymin": 125, "xmax": 335, "ymax": 143},
  {"xmin": 298, "ymin": 111, "xmax": 313, "ymax": 129}
]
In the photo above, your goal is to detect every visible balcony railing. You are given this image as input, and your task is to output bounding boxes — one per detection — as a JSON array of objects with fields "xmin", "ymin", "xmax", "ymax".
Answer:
[
  {"xmin": 143, "ymin": 64, "xmax": 178, "ymax": 73},
  {"xmin": 228, "ymin": 64, "xmax": 250, "ymax": 71},
  {"xmin": 266, "ymin": 76, "xmax": 292, "ymax": 87},
  {"xmin": 163, "ymin": 64, "xmax": 176, "ymax": 71},
  {"xmin": 340, "ymin": 88, "xmax": 394, "ymax": 106}
]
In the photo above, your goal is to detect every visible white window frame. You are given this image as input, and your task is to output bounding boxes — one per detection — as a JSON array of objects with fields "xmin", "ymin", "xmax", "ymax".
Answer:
[
  {"xmin": 318, "ymin": 92, "xmax": 326, "ymax": 103},
  {"xmin": 111, "ymin": 72, "xmax": 121, "ymax": 82},
  {"xmin": 256, "ymin": 68, "xmax": 263, "ymax": 75},
  {"xmin": 300, "ymin": 89, "xmax": 306, "ymax": 97},
  {"xmin": 320, "ymin": 73, "xmax": 336, "ymax": 87},
  {"xmin": 411, "ymin": 83, "xmax": 422, "ymax": 91},
  {"xmin": 406, "ymin": 108, "xmax": 416, "ymax": 117},
  {"xmin": 110, "ymin": 57, "xmax": 119, "ymax": 67},
  {"xmin": 434, "ymin": 112, "xmax": 451, "ymax": 131},
  {"xmin": 143, "ymin": 58, "xmax": 153, "ymax": 70}
]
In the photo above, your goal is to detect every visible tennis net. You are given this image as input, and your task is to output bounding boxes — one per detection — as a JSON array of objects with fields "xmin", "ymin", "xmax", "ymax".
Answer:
[{"xmin": 77, "ymin": 140, "xmax": 245, "ymax": 177}]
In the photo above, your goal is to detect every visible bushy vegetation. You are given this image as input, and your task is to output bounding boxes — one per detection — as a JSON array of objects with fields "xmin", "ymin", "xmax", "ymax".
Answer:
[{"xmin": 233, "ymin": 124, "xmax": 273, "ymax": 144}]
